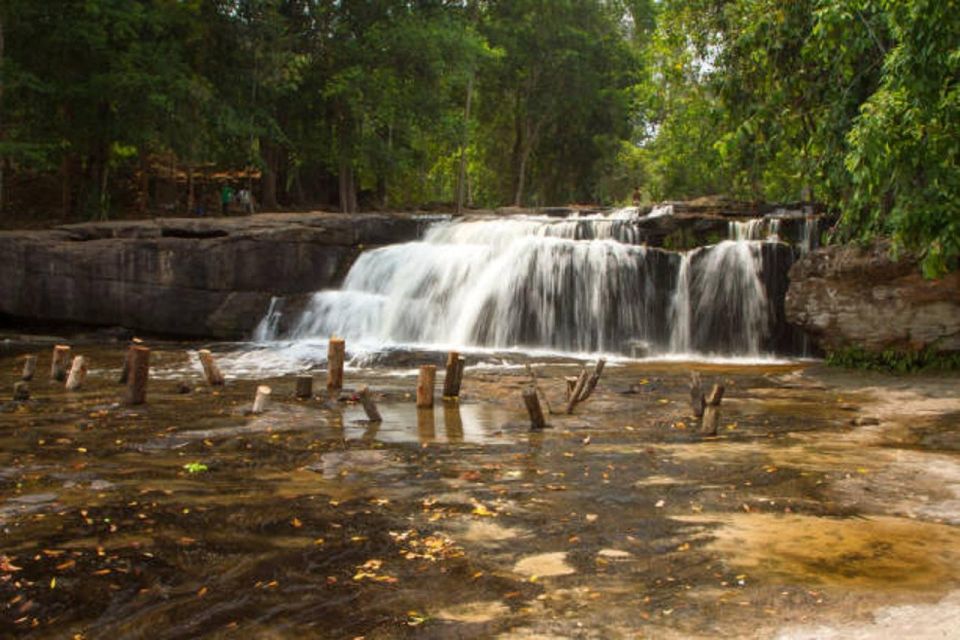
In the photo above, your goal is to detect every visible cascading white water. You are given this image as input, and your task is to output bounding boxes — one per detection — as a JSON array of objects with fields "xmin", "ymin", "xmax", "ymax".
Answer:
[{"xmin": 256, "ymin": 213, "xmax": 794, "ymax": 359}]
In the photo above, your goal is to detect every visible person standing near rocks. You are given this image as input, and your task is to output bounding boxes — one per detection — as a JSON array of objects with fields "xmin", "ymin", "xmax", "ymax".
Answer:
[{"xmin": 221, "ymin": 183, "xmax": 234, "ymax": 216}]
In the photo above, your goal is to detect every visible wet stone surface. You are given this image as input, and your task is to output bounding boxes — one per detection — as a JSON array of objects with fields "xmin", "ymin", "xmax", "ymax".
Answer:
[{"xmin": 1, "ymin": 340, "xmax": 959, "ymax": 638}]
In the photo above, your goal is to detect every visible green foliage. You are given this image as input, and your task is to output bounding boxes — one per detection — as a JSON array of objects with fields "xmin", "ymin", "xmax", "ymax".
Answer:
[
  {"xmin": 183, "ymin": 462, "xmax": 208, "ymax": 474},
  {"xmin": 826, "ymin": 346, "xmax": 960, "ymax": 373}
]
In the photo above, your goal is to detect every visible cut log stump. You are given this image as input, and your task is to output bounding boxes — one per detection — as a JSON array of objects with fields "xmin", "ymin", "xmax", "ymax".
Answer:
[
  {"xmin": 51, "ymin": 345, "xmax": 71, "ymax": 382},
  {"xmin": 252, "ymin": 385, "xmax": 272, "ymax": 414},
  {"xmin": 327, "ymin": 337, "xmax": 345, "ymax": 392},
  {"xmin": 198, "ymin": 349, "xmax": 225, "ymax": 386},
  {"xmin": 522, "ymin": 386, "xmax": 547, "ymax": 430},
  {"xmin": 442, "ymin": 352, "xmax": 465, "ymax": 398},
  {"xmin": 358, "ymin": 385, "xmax": 382, "ymax": 422},
  {"xmin": 417, "ymin": 365, "xmax": 436, "ymax": 409},
  {"xmin": 124, "ymin": 346, "xmax": 150, "ymax": 405},
  {"xmin": 295, "ymin": 375, "xmax": 313, "ymax": 399},
  {"xmin": 21, "ymin": 355, "xmax": 37, "ymax": 381},
  {"xmin": 65, "ymin": 356, "xmax": 87, "ymax": 391},
  {"xmin": 689, "ymin": 371, "xmax": 705, "ymax": 417}
]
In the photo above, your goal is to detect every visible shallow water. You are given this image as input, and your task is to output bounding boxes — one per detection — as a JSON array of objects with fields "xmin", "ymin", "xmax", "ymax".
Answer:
[{"xmin": 1, "ymin": 339, "xmax": 959, "ymax": 638}]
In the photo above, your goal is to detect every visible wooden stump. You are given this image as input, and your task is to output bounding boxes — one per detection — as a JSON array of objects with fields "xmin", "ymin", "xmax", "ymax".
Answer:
[
  {"xmin": 124, "ymin": 346, "xmax": 150, "ymax": 405},
  {"xmin": 700, "ymin": 383, "xmax": 725, "ymax": 436},
  {"xmin": 327, "ymin": 337, "xmax": 345, "ymax": 392},
  {"xmin": 705, "ymin": 383, "xmax": 725, "ymax": 407},
  {"xmin": 689, "ymin": 371, "xmax": 705, "ymax": 418},
  {"xmin": 65, "ymin": 356, "xmax": 87, "ymax": 391},
  {"xmin": 13, "ymin": 382, "xmax": 30, "ymax": 401},
  {"xmin": 577, "ymin": 358, "xmax": 607, "ymax": 402},
  {"xmin": 701, "ymin": 405, "xmax": 720, "ymax": 436},
  {"xmin": 295, "ymin": 375, "xmax": 313, "ymax": 399},
  {"xmin": 565, "ymin": 369, "xmax": 589, "ymax": 414},
  {"xmin": 198, "ymin": 349, "xmax": 225, "ymax": 386},
  {"xmin": 416, "ymin": 365, "xmax": 436, "ymax": 409},
  {"xmin": 442, "ymin": 352, "xmax": 465, "ymax": 398},
  {"xmin": 564, "ymin": 376, "xmax": 579, "ymax": 401},
  {"xmin": 252, "ymin": 385, "xmax": 271, "ymax": 414},
  {"xmin": 50, "ymin": 345, "xmax": 71, "ymax": 382},
  {"xmin": 522, "ymin": 386, "xmax": 546, "ymax": 430},
  {"xmin": 21, "ymin": 355, "xmax": 37, "ymax": 381},
  {"xmin": 358, "ymin": 385, "xmax": 382, "ymax": 422}
]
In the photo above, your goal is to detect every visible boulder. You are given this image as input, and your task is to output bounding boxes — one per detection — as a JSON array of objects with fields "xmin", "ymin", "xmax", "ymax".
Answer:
[
  {"xmin": 785, "ymin": 242, "xmax": 960, "ymax": 354},
  {"xmin": 0, "ymin": 212, "xmax": 426, "ymax": 339}
]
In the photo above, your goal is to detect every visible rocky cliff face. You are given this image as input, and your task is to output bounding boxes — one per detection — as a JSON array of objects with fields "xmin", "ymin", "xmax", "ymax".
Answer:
[
  {"xmin": 786, "ymin": 242, "xmax": 960, "ymax": 354},
  {"xmin": 0, "ymin": 213, "xmax": 428, "ymax": 338}
]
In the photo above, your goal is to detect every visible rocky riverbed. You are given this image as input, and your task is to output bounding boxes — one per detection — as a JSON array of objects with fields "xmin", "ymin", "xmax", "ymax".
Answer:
[{"xmin": 2, "ymin": 337, "xmax": 958, "ymax": 638}]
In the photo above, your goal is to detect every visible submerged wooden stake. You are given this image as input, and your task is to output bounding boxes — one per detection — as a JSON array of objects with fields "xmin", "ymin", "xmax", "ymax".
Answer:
[
  {"xmin": 442, "ymin": 351, "xmax": 465, "ymax": 398},
  {"xmin": 50, "ymin": 345, "xmax": 71, "ymax": 382},
  {"xmin": 252, "ymin": 385, "xmax": 272, "ymax": 414},
  {"xmin": 564, "ymin": 376, "xmax": 579, "ymax": 401},
  {"xmin": 522, "ymin": 386, "xmax": 546, "ymax": 430},
  {"xmin": 295, "ymin": 375, "xmax": 313, "ymax": 399},
  {"xmin": 21, "ymin": 355, "xmax": 37, "ymax": 381},
  {"xmin": 525, "ymin": 363, "xmax": 553, "ymax": 415},
  {"xmin": 65, "ymin": 356, "xmax": 87, "ymax": 391},
  {"xmin": 700, "ymin": 383, "xmax": 725, "ymax": 436},
  {"xmin": 565, "ymin": 368, "xmax": 589, "ymax": 414},
  {"xmin": 119, "ymin": 338, "xmax": 144, "ymax": 384},
  {"xmin": 358, "ymin": 385, "xmax": 382, "ymax": 422},
  {"xmin": 416, "ymin": 365, "xmax": 436, "ymax": 408},
  {"xmin": 689, "ymin": 371, "xmax": 705, "ymax": 418},
  {"xmin": 327, "ymin": 337, "xmax": 345, "ymax": 392},
  {"xmin": 13, "ymin": 381, "xmax": 30, "ymax": 401},
  {"xmin": 198, "ymin": 349, "xmax": 225, "ymax": 386},
  {"xmin": 577, "ymin": 358, "xmax": 607, "ymax": 403},
  {"xmin": 124, "ymin": 346, "xmax": 150, "ymax": 405}
]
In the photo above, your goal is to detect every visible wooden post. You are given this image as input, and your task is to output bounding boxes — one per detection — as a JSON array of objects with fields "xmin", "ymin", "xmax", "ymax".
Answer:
[
  {"xmin": 416, "ymin": 365, "xmax": 436, "ymax": 408},
  {"xmin": 295, "ymin": 375, "xmax": 313, "ymax": 399},
  {"xmin": 198, "ymin": 349, "xmax": 225, "ymax": 386},
  {"xmin": 525, "ymin": 363, "xmax": 553, "ymax": 415},
  {"xmin": 252, "ymin": 385, "xmax": 271, "ymax": 414},
  {"xmin": 565, "ymin": 376, "xmax": 579, "ymax": 401},
  {"xmin": 522, "ymin": 386, "xmax": 546, "ymax": 430},
  {"xmin": 701, "ymin": 383, "xmax": 725, "ymax": 436},
  {"xmin": 442, "ymin": 351, "xmax": 465, "ymax": 398},
  {"xmin": 565, "ymin": 369, "xmax": 589, "ymax": 414},
  {"xmin": 358, "ymin": 385, "xmax": 382, "ymax": 422},
  {"xmin": 119, "ymin": 338, "xmax": 144, "ymax": 383},
  {"xmin": 65, "ymin": 356, "xmax": 87, "ymax": 391},
  {"xmin": 13, "ymin": 381, "xmax": 29, "ymax": 401},
  {"xmin": 21, "ymin": 355, "xmax": 36, "ymax": 381},
  {"xmin": 327, "ymin": 337, "xmax": 345, "ymax": 392},
  {"xmin": 576, "ymin": 358, "xmax": 607, "ymax": 403},
  {"xmin": 124, "ymin": 346, "xmax": 150, "ymax": 405},
  {"xmin": 689, "ymin": 371, "xmax": 705, "ymax": 418},
  {"xmin": 50, "ymin": 345, "xmax": 71, "ymax": 382}
]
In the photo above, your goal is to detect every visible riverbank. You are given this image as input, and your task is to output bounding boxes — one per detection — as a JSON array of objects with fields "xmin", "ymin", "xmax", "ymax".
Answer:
[{"xmin": 2, "ymin": 339, "xmax": 958, "ymax": 637}]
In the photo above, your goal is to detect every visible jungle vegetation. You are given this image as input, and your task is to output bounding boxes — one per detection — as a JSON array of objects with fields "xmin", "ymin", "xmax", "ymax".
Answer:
[{"xmin": 0, "ymin": 1, "xmax": 956, "ymax": 273}]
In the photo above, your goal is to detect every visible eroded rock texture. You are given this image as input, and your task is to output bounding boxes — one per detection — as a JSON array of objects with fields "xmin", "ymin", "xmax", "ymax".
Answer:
[{"xmin": 786, "ymin": 242, "xmax": 960, "ymax": 354}]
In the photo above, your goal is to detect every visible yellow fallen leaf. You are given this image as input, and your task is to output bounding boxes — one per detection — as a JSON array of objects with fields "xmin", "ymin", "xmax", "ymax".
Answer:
[
  {"xmin": 471, "ymin": 504, "xmax": 495, "ymax": 517},
  {"xmin": 197, "ymin": 586, "xmax": 208, "ymax": 598},
  {"xmin": 291, "ymin": 517, "xmax": 303, "ymax": 528}
]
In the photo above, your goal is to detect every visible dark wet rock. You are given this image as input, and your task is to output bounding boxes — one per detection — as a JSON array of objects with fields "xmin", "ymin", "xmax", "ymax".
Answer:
[
  {"xmin": 786, "ymin": 242, "xmax": 960, "ymax": 355},
  {"xmin": 0, "ymin": 212, "xmax": 428, "ymax": 339},
  {"xmin": 174, "ymin": 381, "xmax": 193, "ymax": 394}
]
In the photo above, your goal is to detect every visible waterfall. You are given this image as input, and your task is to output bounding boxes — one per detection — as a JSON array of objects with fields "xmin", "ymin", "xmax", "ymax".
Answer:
[{"xmin": 258, "ymin": 214, "xmax": 800, "ymax": 359}]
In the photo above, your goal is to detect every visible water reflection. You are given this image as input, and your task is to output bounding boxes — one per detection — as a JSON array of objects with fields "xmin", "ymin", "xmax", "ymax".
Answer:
[
  {"xmin": 443, "ymin": 401, "xmax": 464, "ymax": 443},
  {"xmin": 417, "ymin": 408, "xmax": 436, "ymax": 444}
]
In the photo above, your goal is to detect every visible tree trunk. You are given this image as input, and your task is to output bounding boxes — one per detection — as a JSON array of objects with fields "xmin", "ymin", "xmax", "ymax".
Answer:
[
  {"xmin": 261, "ymin": 138, "xmax": 278, "ymax": 210},
  {"xmin": 338, "ymin": 159, "xmax": 357, "ymax": 213},
  {"xmin": 456, "ymin": 74, "xmax": 474, "ymax": 215},
  {"xmin": 417, "ymin": 365, "xmax": 436, "ymax": 409}
]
